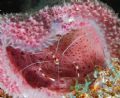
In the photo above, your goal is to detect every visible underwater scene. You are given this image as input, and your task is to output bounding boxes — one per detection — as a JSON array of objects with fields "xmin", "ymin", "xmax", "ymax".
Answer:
[{"xmin": 0, "ymin": 0, "xmax": 120, "ymax": 98}]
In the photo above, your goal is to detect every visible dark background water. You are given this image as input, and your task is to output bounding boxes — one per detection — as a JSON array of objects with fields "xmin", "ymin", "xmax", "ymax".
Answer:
[{"xmin": 0, "ymin": 0, "xmax": 120, "ymax": 17}]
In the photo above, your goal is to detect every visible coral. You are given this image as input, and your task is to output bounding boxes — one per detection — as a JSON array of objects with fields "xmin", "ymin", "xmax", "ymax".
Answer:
[{"xmin": 66, "ymin": 58, "xmax": 120, "ymax": 98}]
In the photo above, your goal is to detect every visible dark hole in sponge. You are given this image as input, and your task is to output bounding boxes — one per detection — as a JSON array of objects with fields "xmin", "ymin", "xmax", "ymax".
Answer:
[
  {"xmin": 82, "ymin": 66, "xmax": 85, "ymax": 70},
  {"xmin": 88, "ymin": 65, "xmax": 91, "ymax": 68}
]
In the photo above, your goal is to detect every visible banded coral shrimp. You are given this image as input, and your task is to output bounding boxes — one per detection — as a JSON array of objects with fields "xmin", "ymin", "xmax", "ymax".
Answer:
[{"xmin": 0, "ymin": 0, "xmax": 120, "ymax": 98}]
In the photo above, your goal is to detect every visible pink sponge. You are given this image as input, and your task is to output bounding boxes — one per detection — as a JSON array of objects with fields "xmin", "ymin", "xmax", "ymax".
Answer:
[{"xmin": 0, "ymin": 0, "xmax": 119, "ymax": 98}]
